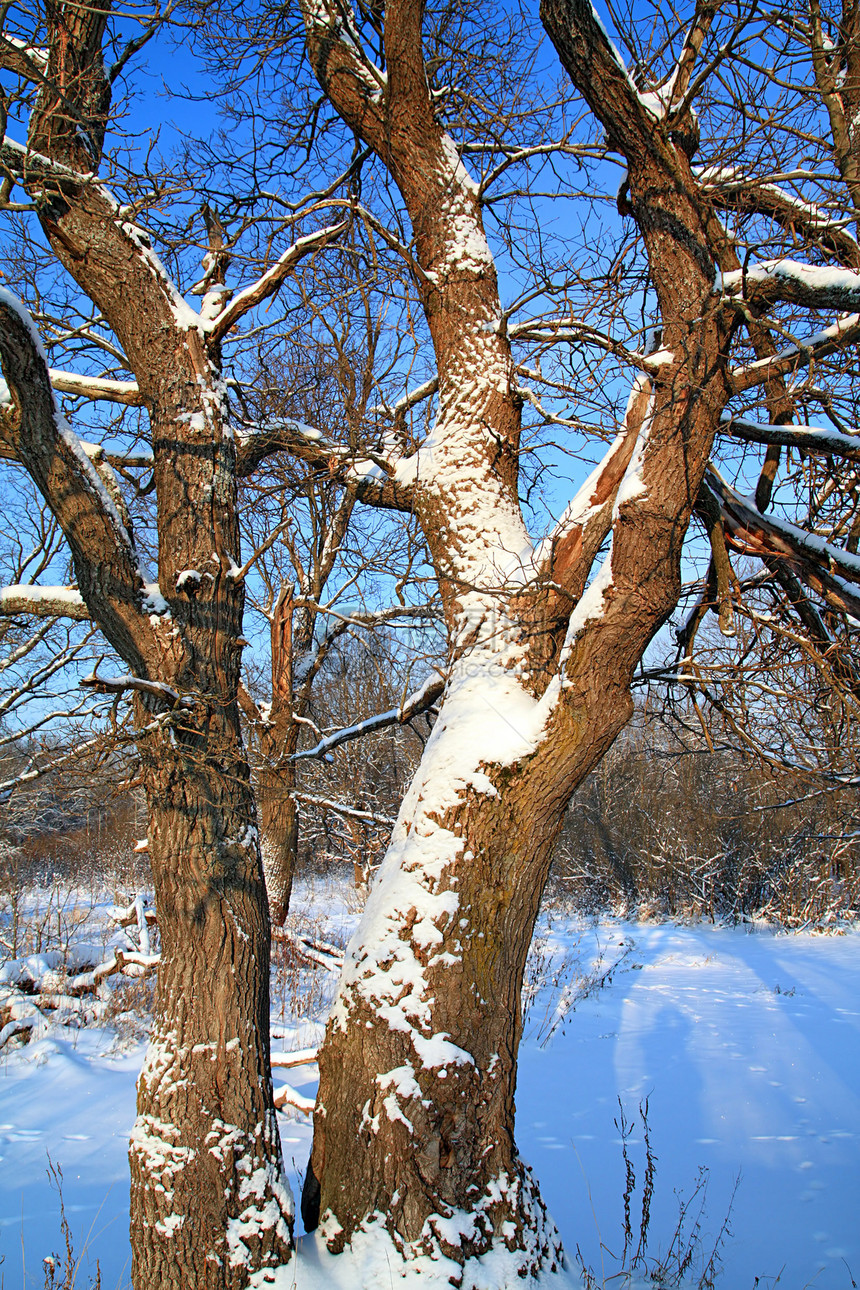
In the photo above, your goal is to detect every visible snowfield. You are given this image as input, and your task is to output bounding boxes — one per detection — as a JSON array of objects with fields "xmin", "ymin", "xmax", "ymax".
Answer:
[
  {"xmin": 1, "ymin": 882, "xmax": 858, "ymax": 1288},
  {"xmin": 519, "ymin": 918, "xmax": 860, "ymax": 1288}
]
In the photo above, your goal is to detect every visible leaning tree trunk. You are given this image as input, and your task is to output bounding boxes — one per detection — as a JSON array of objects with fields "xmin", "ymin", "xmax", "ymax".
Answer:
[
  {"xmin": 130, "ymin": 705, "xmax": 293, "ymax": 1289},
  {"xmin": 298, "ymin": 0, "xmax": 734, "ymax": 1279},
  {"xmin": 302, "ymin": 645, "xmax": 635, "ymax": 1279}
]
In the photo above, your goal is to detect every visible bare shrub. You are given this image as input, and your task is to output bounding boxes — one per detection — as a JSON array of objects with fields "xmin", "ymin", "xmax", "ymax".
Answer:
[
  {"xmin": 555, "ymin": 723, "xmax": 860, "ymax": 927},
  {"xmin": 575, "ymin": 1100, "xmax": 737, "ymax": 1290},
  {"xmin": 41, "ymin": 1159, "xmax": 103, "ymax": 1290}
]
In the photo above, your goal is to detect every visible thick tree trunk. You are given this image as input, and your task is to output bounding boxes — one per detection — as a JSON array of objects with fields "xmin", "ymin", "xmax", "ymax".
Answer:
[
  {"xmin": 130, "ymin": 708, "xmax": 293, "ymax": 1289},
  {"xmin": 296, "ymin": 6, "xmax": 727, "ymax": 1278},
  {"xmin": 302, "ymin": 651, "xmax": 631, "ymax": 1280},
  {"xmin": 0, "ymin": 293, "xmax": 296, "ymax": 1289}
]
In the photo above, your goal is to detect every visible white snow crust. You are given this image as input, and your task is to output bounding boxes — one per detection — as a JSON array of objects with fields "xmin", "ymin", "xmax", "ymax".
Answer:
[
  {"xmin": 3, "ymin": 876, "xmax": 860, "ymax": 1288},
  {"xmin": 718, "ymin": 257, "xmax": 860, "ymax": 299}
]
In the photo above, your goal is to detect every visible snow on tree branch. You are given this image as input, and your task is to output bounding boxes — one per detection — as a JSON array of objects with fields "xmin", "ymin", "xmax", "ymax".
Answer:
[
  {"xmin": 48, "ymin": 368, "xmax": 143, "ymax": 405},
  {"xmin": 704, "ymin": 465, "xmax": 860, "ymax": 620},
  {"xmin": 0, "ymin": 584, "xmax": 89, "ymax": 619},
  {"xmin": 541, "ymin": 0, "xmax": 680, "ymax": 163},
  {"xmin": 206, "ymin": 219, "xmax": 349, "ymax": 343},
  {"xmin": 721, "ymin": 414, "xmax": 860, "ymax": 461},
  {"xmin": 235, "ymin": 417, "xmax": 414, "ymax": 509},
  {"xmin": 0, "ymin": 289, "xmax": 151, "ymax": 669},
  {"xmin": 369, "ymin": 376, "xmax": 438, "ymax": 421},
  {"xmin": 290, "ymin": 791, "xmax": 396, "ymax": 827},
  {"xmin": 730, "ymin": 310, "xmax": 860, "ymax": 393},
  {"xmin": 0, "ymin": 727, "xmax": 111, "ymax": 804},
  {"xmin": 705, "ymin": 174, "xmax": 860, "ymax": 268},
  {"xmin": 0, "ymin": 32, "xmax": 49, "ymax": 82},
  {"xmin": 301, "ymin": 0, "xmax": 388, "ymax": 140},
  {"xmin": 292, "ymin": 672, "xmax": 444, "ymax": 761},
  {"xmin": 535, "ymin": 372, "xmax": 654, "ymax": 600},
  {"xmin": 79, "ymin": 668, "xmax": 187, "ymax": 709},
  {"xmin": 718, "ymin": 258, "xmax": 860, "ymax": 311}
]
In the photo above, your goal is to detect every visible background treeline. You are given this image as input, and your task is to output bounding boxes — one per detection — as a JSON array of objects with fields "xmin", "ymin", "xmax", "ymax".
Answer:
[
  {"xmin": 554, "ymin": 726, "xmax": 859, "ymax": 926},
  {"xmin": 4, "ymin": 624, "xmax": 856, "ymax": 930}
]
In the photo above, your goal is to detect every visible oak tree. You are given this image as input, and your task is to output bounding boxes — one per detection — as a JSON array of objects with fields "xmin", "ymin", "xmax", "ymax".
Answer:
[
  {"xmin": 0, "ymin": 2, "xmax": 347, "ymax": 1283},
  {"xmin": 281, "ymin": 0, "xmax": 860, "ymax": 1281}
]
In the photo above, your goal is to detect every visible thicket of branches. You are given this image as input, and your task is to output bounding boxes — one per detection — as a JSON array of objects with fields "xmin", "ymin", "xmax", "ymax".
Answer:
[{"xmin": 4, "ymin": 0, "xmax": 860, "ymax": 1284}]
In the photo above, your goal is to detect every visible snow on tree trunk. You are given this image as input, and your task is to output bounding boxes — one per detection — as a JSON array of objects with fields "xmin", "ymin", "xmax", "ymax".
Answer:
[
  {"xmin": 300, "ymin": 589, "xmax": 644, "ymax": 1280},
  {"xmin": 131, "ymin": 717, "xmax": 292, "ymax": 1288},
  {"xmin": 297, "ymin": 1, "xmax": 738, "ymax": 1280},
  {"xmin": 303, "ymin": 676, "xmax": 556, "ymax": 1276}
]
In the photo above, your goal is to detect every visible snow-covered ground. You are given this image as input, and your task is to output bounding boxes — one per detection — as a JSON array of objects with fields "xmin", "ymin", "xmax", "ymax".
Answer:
[
  {"xmin": 1, "ymin": 878, "xmax": 858, "ymax": 1288},
  {"xmin": 518, "ymin": 917, "xmax": 860, "ymax": 1289}
]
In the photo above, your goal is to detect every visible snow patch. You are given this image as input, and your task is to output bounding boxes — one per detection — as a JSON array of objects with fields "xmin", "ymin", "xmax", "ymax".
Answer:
[{"xmin": 718, "ymin": 258, "xmax": 860, "ymax": 300}]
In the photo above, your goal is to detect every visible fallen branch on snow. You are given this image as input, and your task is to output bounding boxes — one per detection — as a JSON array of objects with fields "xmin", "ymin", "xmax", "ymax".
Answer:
[
  {"xmin": 65, "ymin": 949, "xmax": 160, "ymax": 995},
  {"xmin": 276, "ymin": 929, "xmax": 344, "ymax": 974},
  {"xmin": 0, "ymin": 1016, "xmax": 36, "ymax": 1050}
]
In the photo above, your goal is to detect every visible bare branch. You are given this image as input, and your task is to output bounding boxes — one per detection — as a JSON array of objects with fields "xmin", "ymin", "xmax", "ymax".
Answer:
[
  {"xmin": 663, "ymin": 0, "xmax": 721, "ymax": 111},
  {"xmin": 207, "ymin": 220, "xmax": 349, "ymax": 344},
  {"xmin": 79, "ymin": 668, "xmax": 186, "ymax": 708},
  {"xmin": 292, "ymin": 671, "xmax": 444, "ymax": 761}
]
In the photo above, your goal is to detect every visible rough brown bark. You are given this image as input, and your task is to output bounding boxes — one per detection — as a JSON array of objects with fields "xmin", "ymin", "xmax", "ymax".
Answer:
[
  {"xmin": 0, "ymin": 291, "xmax": 295, "ymax": 1287},
  {"xmin": 302, "ymin": 345, "xmax": 730, "ymax": 1277},
  {"xmin": 259, "ymin": 773, "xmax": 299, "ymax": 928},
  {"xmin": 256, "ymin": 585, "xmax": 299, "ymax": 925},
  {"xmin": 259, "ymin": 736, "xmax": 299, "ymax": 928},
  {"xmin": 250, "ymin": 486, "xmax": 359, "ymax": 925},
  {"xmin": 298, "ymin": 0, "xmax": 735, "ymax": 1277},
  {"xmin": 293, "ymin": 0, "xmax": 732, "ymax": 1274},
  {"xmin": 130, "ymin": 715, "xmax": 291, "ymax": 1288},
  {"xmin": 303, "ymin": 699, "xmax": 631, "ymax": 1271},
  {"xmin": 0, "ymin": 3, "xmax": 302, "ymax": 1283}
]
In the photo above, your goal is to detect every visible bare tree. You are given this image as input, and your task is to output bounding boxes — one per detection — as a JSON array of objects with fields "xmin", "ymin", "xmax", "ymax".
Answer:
[
  {"xmin": 554, "ymin": 698, "xmax": 860, "ymax": 925},
  {"xmin": 256, "ymin": 0, "xmax": 860, "ymax": 1281},
  {"xmin": 0, "ymin": 2, "xmax": 356, "ymax": 1282},
  {"xmin": 235, "ymin": 298, "xmax": 442, "ymax": 921}
]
